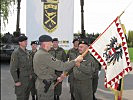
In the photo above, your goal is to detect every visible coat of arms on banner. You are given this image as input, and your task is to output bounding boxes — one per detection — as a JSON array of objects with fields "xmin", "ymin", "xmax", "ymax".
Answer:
[
  {"xmin": 88, "ymin": 17, "xmax": 132, "ymax": 89},
  {"xmin": 41, "ymin": 0, "xmax": 59, "ymax": 33},
  {"xmin": 103, "ymin": 37, "xmax": 123, "ymax": 66}
]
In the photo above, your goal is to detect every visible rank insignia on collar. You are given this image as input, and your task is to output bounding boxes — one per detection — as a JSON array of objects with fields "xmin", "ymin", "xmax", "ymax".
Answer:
[{"xmin": 41, "ymin": 0, "xmax": 59, "ymax": 33}]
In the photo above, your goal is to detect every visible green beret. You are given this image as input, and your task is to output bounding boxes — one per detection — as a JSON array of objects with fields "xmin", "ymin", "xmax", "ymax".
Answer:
[
  {"xmin": 39, "ymin": 35, "xmax": 52, "ymax": 42},
  {"xmin": 31, "ymin": 41, "xmax": 38, "ymax": 45},
  {"xmin": 79, "ymin": 39, "xmax": 89, "ymax": 46},
  {"xmin": 73, "ymin": 38, "xmax": 79, "ymax": 43},
  {"xmin": 18, "ymin": 35, "xmax": 27, "ymax": 42},
  {"xmin": 52, "ymin": 38, "xmax": 58, "ymax": 42}
]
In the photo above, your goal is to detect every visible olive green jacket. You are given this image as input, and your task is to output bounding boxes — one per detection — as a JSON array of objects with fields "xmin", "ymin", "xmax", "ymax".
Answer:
[
  {"xmin": 67, "ymin": 48, "xmax": 79, "ymax": 82},
  {"xmin": 67, "ymin": 48, "xmax": 79, "ymax": 61},
  {"xmin": 49, "ymin": 47, "xmax": 67, "ymax": 76},
  {"xmin": 10, "ymin": 47, "xmax": 33, "ymax": 83},
  {"xmin": 73, "ymin": 52, "xmax": 100, "ymax": 81},
  {"xmin": 33, "ymin": 48, "xmax": 75, "ymax": 81}
]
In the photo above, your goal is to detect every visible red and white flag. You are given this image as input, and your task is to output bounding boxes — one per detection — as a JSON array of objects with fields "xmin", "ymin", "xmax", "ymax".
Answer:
[{"xmin": 89, "ymin": 17, "xmax": 132, "ymax": 89}]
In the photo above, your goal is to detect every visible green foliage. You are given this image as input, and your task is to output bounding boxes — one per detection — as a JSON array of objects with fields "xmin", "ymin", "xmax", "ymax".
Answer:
[
  {"xmin": 0, "ymin": 0, "xmax": 16, "ymax": 25},
  {"xmin": 128, "ymin": 48, "xmax": 133, "ymax": 62},
  {"xmin": 127, "ymin": 30, "xmax": 133, "ymax": 47}
]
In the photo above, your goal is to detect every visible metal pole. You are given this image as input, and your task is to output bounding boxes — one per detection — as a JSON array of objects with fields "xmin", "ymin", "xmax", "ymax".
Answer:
[
  {"xmin": 16, "ymin": 0, "xmax": 21, "ymax": 33},
  {"xmin": 80, "ymin": 0, "xmax": 86, "ymax": 39}
]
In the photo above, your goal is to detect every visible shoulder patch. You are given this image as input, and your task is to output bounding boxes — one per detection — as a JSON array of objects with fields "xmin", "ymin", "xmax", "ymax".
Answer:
[
  {"xmin": 51, "ymin": 57, "xmax": 56, "ymax": 61},
  {"xmin": 11, "ymin": 58, "xmax": 15, "ymax": 62}
]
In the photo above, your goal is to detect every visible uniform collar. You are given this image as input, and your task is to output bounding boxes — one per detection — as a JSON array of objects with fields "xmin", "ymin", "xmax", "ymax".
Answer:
[
  {"xmin": 39, "ymin": 47, "xmax": 48, "ymax": 52},
  {"xmin": 18, "ymin": 47, "xmax": 28, "ymax": 54}
]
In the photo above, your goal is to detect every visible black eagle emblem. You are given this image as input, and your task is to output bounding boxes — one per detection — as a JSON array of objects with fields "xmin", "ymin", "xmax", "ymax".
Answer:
[{"xmin": 103, "ymin": 37, "xmax": 123, "ymax": 65}]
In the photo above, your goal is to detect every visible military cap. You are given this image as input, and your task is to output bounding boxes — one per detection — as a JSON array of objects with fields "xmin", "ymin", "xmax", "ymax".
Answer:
[
  {"xmin": 39, "ymin": 35, "xmax": 52, "ymax": 42},
  {"xmin": 31, "ymin": 41, "xmax": 38, "ymax": 45},
  {"xmin": 73, "ymin": 38, "xmax": 79, "ymax": 43},
  {"xmin": 79, "ymin": 39, "xmax": 89, "ymax": 46},
  {"xmin": 52, "ymin": 38, "xmax": 58, "ymax": 42},
  {"xmin": 18, "ymin": 35, "xmax": 28, "ymax": 42}
]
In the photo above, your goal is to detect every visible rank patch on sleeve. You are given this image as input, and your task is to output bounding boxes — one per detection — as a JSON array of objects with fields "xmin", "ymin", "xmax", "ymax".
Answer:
[{"xmin": 52, "ymin": 57, "xmax": 56, "ymax": 61}]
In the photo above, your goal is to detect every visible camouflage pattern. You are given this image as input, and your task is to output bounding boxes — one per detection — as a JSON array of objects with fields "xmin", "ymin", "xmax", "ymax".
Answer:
[
  {"xmin": 10, "ymin": 47, "xmax": 33, "ymax": 100},
  {"xmin": 33, "ymin": 48, "xmax": 75, "ymax": 100},
  {"xmin": 49, "ymin": 47, "xmax": 67, "ymax": 96}
]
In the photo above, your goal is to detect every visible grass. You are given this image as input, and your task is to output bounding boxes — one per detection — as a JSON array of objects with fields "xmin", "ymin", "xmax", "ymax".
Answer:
[{"xmin": 128, "ymin": 48, "xmax": 133, "ymax": 62}]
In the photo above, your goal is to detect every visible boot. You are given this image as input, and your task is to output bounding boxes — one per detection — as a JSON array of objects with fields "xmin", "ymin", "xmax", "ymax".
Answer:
[
  {"xmin": 57, "ymin": 95, "xmax": 60, "ymax": 100},
  {"xmin": 71, "ymin": 93, "xmax": 75, "ymax": 100},
  {"xmin": 32, "ymin": 95, "xmax": 35, "ymax": 100},
  {"xmin": 54, "ymin": 95, "xmax": 57, "ymax": 100}
]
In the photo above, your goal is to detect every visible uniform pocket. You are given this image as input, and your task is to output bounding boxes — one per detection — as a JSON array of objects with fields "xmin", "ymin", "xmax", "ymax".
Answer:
[{"xmin": 15, "ymin": 85, "xmax": 23, "ymax": 96}]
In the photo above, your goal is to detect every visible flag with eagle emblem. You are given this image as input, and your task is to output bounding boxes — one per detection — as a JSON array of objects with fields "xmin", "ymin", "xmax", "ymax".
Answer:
[{"xmin": 88, "ymin": 17, "xmax": 132, "ymax": 89}]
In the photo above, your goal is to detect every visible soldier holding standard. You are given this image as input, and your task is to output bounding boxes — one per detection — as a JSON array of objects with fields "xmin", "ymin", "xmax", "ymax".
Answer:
[{"xmin": 73, "ymin": 39, "xmax": 94, "ymax": 100}]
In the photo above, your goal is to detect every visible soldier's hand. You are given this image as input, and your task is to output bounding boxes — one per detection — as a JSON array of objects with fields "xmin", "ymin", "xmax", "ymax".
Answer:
[
  {"xmin": 15, "ymin": 82, "xmax": 21, "ymax": 86},
  {"xmin": 75, "ymin": 62, "xmax": 80, "ymax": 67},
  {"xmin": 74, "ymin": 55, "xmax": 83, "ymax": 62},
  {"xmin": 57, "ymin": 73, "xmax": 66, "ymax": 82}
]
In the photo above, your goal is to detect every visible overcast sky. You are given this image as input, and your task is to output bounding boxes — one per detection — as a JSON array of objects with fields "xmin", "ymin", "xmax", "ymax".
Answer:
[{"xmin": 1, "ymin": 0, "xmax": 133, "ymax": 34}]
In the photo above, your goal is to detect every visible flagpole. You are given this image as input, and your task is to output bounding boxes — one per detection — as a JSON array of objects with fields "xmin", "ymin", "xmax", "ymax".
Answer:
[
  {"xmin": 113, "ymin": 10, "xmax": 127, "ymax": 100},
  {"xmin": 118, "ymin": 11, "xmax": 125, "ymax": 18}
]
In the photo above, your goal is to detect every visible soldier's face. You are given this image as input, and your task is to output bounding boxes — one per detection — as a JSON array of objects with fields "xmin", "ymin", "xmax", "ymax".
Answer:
[
  {"xmin": 53, "ymin": 41, "xmax": 59, "ymax": 48},
  {"xmin": 31, "ymin": 44, "xmax": 37, "ymax": 50},
  {"xmin": 42, "ymin": 41, "xmax": 53, "ymax": 51},
  {"xmin": 19, "ymin": 40, "xmax": 27, "ymax": 48},
  {"xmin": 78, "ymin": 44, "xmax": 88, "ymax": 54},
  {"xmin": 73, "ymin": 41, "xmax": 79, "ymax": 49}
]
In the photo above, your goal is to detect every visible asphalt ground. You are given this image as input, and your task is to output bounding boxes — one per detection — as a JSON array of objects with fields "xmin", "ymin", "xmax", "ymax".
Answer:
[{"xmin": 1, "ymin": 61, "xmax": 133, "ymax": 100}]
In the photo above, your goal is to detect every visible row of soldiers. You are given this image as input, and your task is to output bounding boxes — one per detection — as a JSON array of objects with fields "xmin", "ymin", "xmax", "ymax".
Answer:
[{"xmin": 10, "ymin": 34, "xmax": 101, "ymax": 100}]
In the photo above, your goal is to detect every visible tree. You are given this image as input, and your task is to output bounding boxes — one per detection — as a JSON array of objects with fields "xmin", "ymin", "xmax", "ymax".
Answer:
[
  {"xmin": 0, "ymin": 0, "xmax": 16, "ymax": 26},
  {"xmin": 127, "ymin": 30, "xmax": 133, "ymax": 47}
]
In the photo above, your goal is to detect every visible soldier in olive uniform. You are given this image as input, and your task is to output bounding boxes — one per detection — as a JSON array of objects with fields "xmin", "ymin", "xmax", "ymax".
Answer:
[
  {"xmin": 67, "ymin": 38, "xmax": 79, "ymax": 100},
  {"xmin": 73, "ymin": 39, "xmax": 99, "ymax": 100},
  {"xmin": 30, "ymin": 41, "xmax": 38, "ymax": 100},
  {"xmin": 10, "ymin": 35, "xmax": 33, "ymax": 100},
  {"xmin": 33, "ymin": 35, "xmax": 83, "ymax": 100},
  {"xmin": 49, "ymin": 38, "xmax": 67, "ymax": 100}
]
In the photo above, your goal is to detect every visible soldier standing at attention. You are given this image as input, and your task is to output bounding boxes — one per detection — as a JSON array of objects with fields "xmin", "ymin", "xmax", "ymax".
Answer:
[
  {"xmin": 30, "ymin": 41, "xmax": 38, "ymax": 100},
  {"xmin": 10, "ymin": 35, "xmax": 33, "ymax": 100},
  {"xmin": 49, "ymin": 38, "xmax": 67, "ymax": 100},
  {"xmin": 73, "ymin": 39, "xmax": 95, "ymax": 100},
  {"xmin": 33, "ymin": 35, "xmax": 83, "ymax": 100},
  {"xmin": 67, "ymin": 38, "xmax": 79, "ymax": 100}
]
